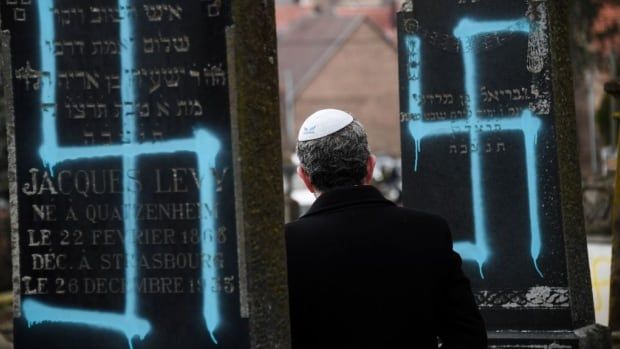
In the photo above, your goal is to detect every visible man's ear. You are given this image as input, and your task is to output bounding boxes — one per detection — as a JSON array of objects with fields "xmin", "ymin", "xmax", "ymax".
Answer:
[
  {"xmin": 297, "ymin": 166, "xmax": 315, "ymax": 193},
  {"xmin": 364, "ymin": 154, "xmax": 377, "ymax": 185}
]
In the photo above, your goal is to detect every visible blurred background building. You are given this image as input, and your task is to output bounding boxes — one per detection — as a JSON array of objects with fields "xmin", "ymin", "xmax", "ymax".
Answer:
[
  {"xmin": 572, "ymin": 1, "xmax": 620, "ymax": 327},
  {"xmin": 277, "ymin": 0, "xmax": 405, "ymax": 214}
]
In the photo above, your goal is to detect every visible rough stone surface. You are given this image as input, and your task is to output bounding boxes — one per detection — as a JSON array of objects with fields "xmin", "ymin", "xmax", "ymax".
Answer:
[
  {"xmin": 546, "ymin": 0, "xmax": 597, "ymax": 328},
  {"xmin": 0, "ymin": 31, "xmax": 20, "ymax": 319},
  {"xmin": 575, "ymin": 324, "xmax": 612, "ymax": 349},
  {"xmin": 544, "ymin": 1, "xmax": 611, "ymax": 346},
  {"xmin": 228, "ymin": 1, "xmax": 291, "ymax": 348}
]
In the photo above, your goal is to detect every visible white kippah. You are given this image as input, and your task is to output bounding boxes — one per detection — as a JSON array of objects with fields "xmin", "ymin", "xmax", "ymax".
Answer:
[{"xmin": 297, "ymin": 109, "xmax": 354, "ymax": 141}]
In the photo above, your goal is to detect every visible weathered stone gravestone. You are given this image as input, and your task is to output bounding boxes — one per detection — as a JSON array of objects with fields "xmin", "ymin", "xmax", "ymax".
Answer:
[
  {"xmin": 604, "ymin": 79, "xmax": 620, "ymax": 347},
  {"xmin": 1, "ymin": 1, "xmax": 289, "ymax": 348},
  {"xmin": 398, "ymin": 0, "xmax": 608, "ymax": 346}
]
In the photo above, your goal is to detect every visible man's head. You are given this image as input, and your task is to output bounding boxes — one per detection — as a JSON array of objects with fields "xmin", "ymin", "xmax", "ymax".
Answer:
[{"xmin": 296, "ymin": 109, "xmax": 376, "ymax": 194}]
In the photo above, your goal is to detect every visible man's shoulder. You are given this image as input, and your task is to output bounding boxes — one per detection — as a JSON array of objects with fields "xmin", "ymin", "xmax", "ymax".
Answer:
[
  {"xmin": 285, "ymin": 205, "xmax": 454, "ymax": 265},
  {"xmin": 388, "ymin": 206, "xmax": 449, "ymax": 226},
  {"xmin": 285, "ymin": 205, "xmax": 449, "ymax": 235}
]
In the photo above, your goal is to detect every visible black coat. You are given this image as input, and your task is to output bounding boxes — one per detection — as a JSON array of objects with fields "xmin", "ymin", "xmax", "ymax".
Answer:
[{"xmin": 285, "ymin": 185, "xmax": 487, "ymax": 348}]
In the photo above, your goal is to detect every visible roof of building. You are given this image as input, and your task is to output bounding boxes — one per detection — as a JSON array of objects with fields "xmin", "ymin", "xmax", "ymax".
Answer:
[
  {"xmin": 278, "ymin": 12, "xmax": 401, "ymax": 156},
  {"xmin": 277, "ymin": 14, "xmax": 365, "ymax": 97},
  {"xmin": 275, "ymin": 4, "xmax": 315, "ymax": 33},
  {"xmin": 333, "ymin": 4, "xmax": 397, "ymax": 41}
]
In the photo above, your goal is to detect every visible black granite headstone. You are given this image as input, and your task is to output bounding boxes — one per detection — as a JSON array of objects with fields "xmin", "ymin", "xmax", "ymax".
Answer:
[
  {"xmin": 398, "ymin": 0, "xmax": 606, "ymax": 346},
  {"xmin": 1, "ymin": 1, "xmax": 289, "ymax": 348}
]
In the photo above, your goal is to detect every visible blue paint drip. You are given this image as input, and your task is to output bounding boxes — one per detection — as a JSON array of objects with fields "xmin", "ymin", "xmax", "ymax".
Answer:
[
  {"xmin": 453, "ymin": 18, "xmax": 530, "ymax": 39},
  {"xmin": 119, "ymin": 4, "xmax": 139, "ymax": 340},
  {"xmin": 196, "ymin": 129, "xmax": 222, "ymax": 344},
  {"xmin": 406, "ymin": 36, "xmax": 422, "ymax": 172},
  {"xmin": 26, "ymin": 0, "xmax": 224, "ymax": 346},
  {"xmin": 458, "ymin": 21, "xmax": 487, "ymax": 277},
  {"xmin": 405, "ymin": 17, "xmax": 545, "ymax": 277},
  {"xmin": 521, "ymin": 111, "xmax": 543, "ymax": 277},
  {"xmin": 23, "ymin": 299, "xmax": 151, "ymax": 342},
  {"xmin": 37, "ymin": 0, "xmax": 57, "ymax": 174}
]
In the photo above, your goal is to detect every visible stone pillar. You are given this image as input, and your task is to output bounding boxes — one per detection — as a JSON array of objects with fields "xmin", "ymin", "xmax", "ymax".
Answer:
[{"xmin": 227, "ymin": 1, "xmax": 291, "ymax": 346}]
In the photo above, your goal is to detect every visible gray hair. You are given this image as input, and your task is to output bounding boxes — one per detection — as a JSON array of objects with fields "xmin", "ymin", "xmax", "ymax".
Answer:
[{"xmin": 296, "ymin": 119, "xmax": 370, "ymax": 192}]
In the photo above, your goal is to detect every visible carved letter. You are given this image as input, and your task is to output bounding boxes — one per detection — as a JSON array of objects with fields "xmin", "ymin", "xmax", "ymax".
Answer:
[
  {"xmin": 159, "ymin": 34, "xmax": 171, "ymax": 53},
  {"xmin": 172, "ymin": 36, "xmax": 191, "ymax": 52},
  {"xmin": 83, "ymin": 131, "xmax": 95, "ymax": 144},
  {"xmin": 207, "ymin": 0, "xmax": 221, "ymax": 17},
  {"xmin": 163, "ymin": 67, "xmax": 184, "ymax": 88},
  {"xmin": 167, "ymin": 5, "xmax": 182, "ymax": 20},
  {"xmin": 92, "ymin": 40, "xmax": 102, "ymax": 55},
  {"xmin": 101, "ymin": 131, "xmax": 112, "ymax": 144},
  {"xmin": 189, "ymin": 69, "xmax": 201, "ymax": 86},
  {"xmin": 139, "ymin": 103, "xmax": 150, "ymax": 117},
  {"xmin": 90, "ymin": 7, "xmax": 103, "ymax": 23},
  {"xmin": 144, "ymin": 38, "xmax": 155, "ymax": 53},
  {"xmin": 145, "ymin": 69, "xmax": 161, "ymax": 94},
  {"xmin": 84, "ymin": 72, "xmax": 99, "ymax": 90},
  {"xmin": 156, "ymin": 102, "xmax": 170, "ymax": 117},
  {"xmin": 144, "ymin": 5, "xmax": 164, "ymax": 21},
  {"xmin": 190, "ymin": 100, "xmax": 203, "ymax": 116},
  {"xmin": 54, "ymin": 41, "xmax": 64, "ymax": 56},
  {"xmin": 460, "ymin": 144, "xmax": 468, "ymax": 154},
  {"xmin": 105, "ymin": 74, "xmax": 120, "ymax": 93},
  {"xmin": 177, "ymin": 100, "xmax": 188, "ymax": 116},
  {"xmin": 58, "ymin": 72, "xmax": 70, "ymax": 89}
]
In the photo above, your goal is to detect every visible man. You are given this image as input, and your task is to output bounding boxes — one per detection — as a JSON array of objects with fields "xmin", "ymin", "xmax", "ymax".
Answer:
[{"xmin": 285, "ymin": 109, "xmax": 487, "ymax": 348}]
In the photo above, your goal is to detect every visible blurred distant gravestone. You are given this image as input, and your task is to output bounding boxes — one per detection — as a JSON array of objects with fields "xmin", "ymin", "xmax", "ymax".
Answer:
[
  {"xmin": 0, "ymin": 1, "xmax": 289, "ymax": 348},
  {"xmin": 605, "ymin": 78, "xmax": 620, "ymax": 347},
  {"xmin": 398, "ymin": 0, "xmax": 609, "ymax": 346}
]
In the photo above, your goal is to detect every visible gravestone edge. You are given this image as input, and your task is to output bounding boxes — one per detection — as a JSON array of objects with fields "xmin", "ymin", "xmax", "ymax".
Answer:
[{"xmin": 227, "ymin": 0, "xmax": 291, "ymax": 348}]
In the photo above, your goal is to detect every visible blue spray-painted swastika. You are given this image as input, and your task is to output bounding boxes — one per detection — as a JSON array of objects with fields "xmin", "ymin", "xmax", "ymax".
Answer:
[
  {"xmin": 22, "ymin": 1, "xmax": 223, "ymax": 347},
  {"xmin": 406, "ymin": 18, "xmax": 544, "ymax": 277}
]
